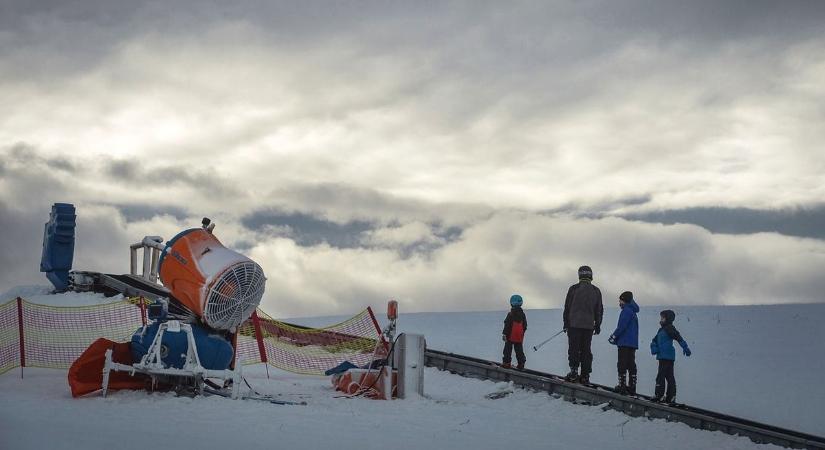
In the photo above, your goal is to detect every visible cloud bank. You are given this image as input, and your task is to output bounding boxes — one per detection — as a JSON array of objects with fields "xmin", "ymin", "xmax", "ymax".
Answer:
[{"xmin": 1, "ymin": 1, "xmax": 824, "ymax": 315}]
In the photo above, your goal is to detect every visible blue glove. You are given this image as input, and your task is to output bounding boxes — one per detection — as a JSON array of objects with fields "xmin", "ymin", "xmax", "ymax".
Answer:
[
  {"xmin": 608, "ymin": 335, "xmax": 617, "ymax": 345},
  {"xmin": 684, "ymin": 348, "xmax": 692, "ymax": 357}
]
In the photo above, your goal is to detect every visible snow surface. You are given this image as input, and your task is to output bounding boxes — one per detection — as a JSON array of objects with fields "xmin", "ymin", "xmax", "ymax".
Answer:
[
  {"xmin": 0, "ymin": 366, "xmax": 780, "ymax": 450},
  {"xmin": 0, "ymin": 285, "xmax": 124, "ymax": 306},
  {"xmin": 1, "ymin": 290, "xmax": 822, "ymax": 449},
  {"xmin": 298, "ymin": 304, "xmax": 825, "ymax": 436},
  {"xmin": 401, "ymin": 305, "xmax": 825, "ymax": 436}
]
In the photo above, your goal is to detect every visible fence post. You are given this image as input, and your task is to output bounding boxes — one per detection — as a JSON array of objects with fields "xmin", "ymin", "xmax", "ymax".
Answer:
[
  {"xmin": 138, "ymin": 296, "xmax": 147, "ymax": 325},
  {"xmin": 16, "ymin": 297, "xmax": 25, "ymax": 379},
  {"xmin": 251, "ymin": 311, "xmax": 270, "ymax": 378},
  {"xmin": 367, "ymin": 306, "xmax": 389, "ymax": 351}
]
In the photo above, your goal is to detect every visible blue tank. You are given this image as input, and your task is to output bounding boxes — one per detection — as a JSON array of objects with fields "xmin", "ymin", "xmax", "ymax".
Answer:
[
  {"xmin": 40, "ymin": 203, "xmax": 77, "ymax": 291},
  {"xmin": 130, "ymin": 322, "xmax": 234, "ymax": 370}
]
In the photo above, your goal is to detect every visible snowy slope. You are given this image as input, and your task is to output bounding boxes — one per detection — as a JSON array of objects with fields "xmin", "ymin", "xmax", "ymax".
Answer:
[
  {"xmin": 294, "ymin": 303, "xmax": 825, "ymax": 436},
  {"xmin": 0, "ymin": 366, "xmax": 779, "ymax": 450},
  {"xmin": 388, "ymin": 304, "xmax": 825, "ymax": 436},
  {"xmin": 1, "ymin": 290, "xmax": 822, "ymax": 449}
]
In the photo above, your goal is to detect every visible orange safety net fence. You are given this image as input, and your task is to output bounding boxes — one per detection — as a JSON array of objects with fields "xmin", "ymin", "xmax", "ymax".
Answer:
[
  {"xmin": 235, "ymin": 309, "xmax": 387, "ymax": 375},
  {"xmin": 0, "ymin": 300, "xmax": 20, "ymax": 375},
  {"xmin": 0, "ymin": 297, "xmax": 383, "ymax": 377}
]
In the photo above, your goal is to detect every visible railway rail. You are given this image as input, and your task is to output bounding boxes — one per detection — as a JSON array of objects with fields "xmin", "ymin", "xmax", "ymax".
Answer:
[{"xmin": 425, "ymin": 349, "xmax": 825, "ymax": 449}]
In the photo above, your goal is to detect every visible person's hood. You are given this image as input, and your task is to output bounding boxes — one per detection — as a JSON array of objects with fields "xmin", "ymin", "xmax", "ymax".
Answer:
[
  {"xmin": 623, "ymin": 300, "xmax": 639, "ymax": 313},
  {"xmin": 660, "ymin": 309, "xmax": 676, "ymax": 325}
]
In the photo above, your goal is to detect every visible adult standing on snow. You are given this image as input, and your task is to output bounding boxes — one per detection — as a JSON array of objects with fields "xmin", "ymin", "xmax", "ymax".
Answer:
[{"xmin": 562, "ymin": 265, "xmax": 603, "ymax": 383}]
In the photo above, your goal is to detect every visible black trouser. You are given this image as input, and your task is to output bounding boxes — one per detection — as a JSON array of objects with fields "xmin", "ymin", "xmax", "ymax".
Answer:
[
  {"xmin": 567, "ymin": 327, "xmax": 593, "ymax": 374},
  {"xmin": 655, "ymin": 359, "xmax": 676, "ymax": 400},
  {"xmin": 503, "ymin": 341, "xmax": 526, "ymax": 366},
  {"xmin": 617, "ymin": 347, "xmax": 637, "ymax": 377}
]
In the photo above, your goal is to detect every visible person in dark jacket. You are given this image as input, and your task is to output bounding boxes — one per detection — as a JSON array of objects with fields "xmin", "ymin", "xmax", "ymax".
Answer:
[
  {"xmin": 502, "ymin": 294, "xmax": 527, "ymax": 369},
  {"xmin": 608, "ymin": 291, "xmax": 639, "ymax": 394},
  {"xmin": 562, "ymin": 265, "xmax": 603, "ymax": 383},
  {"xmin": 650, "ymin": 309, "xmax": 692, "ymax": 403}
]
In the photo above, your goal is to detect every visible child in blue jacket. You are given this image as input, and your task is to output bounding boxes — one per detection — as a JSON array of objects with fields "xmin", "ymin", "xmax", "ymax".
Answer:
[
  {"xmin": 608, "ymin": 291, "xmax": 639, "ymax": 394},
  {"xmin": 502, "ymin": 294, "xmax": 527, "ymax": 369},
  {"xmin": 650, "ymin": 309, "xmax": 692, "ymax": 403}
]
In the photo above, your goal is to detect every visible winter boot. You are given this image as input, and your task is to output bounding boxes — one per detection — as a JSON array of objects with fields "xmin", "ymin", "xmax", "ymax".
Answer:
[
  {"xmin": 627, "ymin": 374, "xmax": 637, "ymax": 395},
  {"xmin": 614, "ymin": 373, "xmax": 627, "ymax": 394},
  {"xmin": 565, "ymin": 368, "xmax": 579, "ymax": 382},
  {"xmin": 654, "ymin": 382, "xmax": 665, "ymax": 402},
  {"xmin": 665, "ymin": 384, "xmax": 676, "ymax": 404},
  {"xmin": 578, "ymin": 373, "xmax": 590, "ymax": 384},
  {"xmin": 516, "ymin": 362, "xmax": 525, "ymax": 370},
  {"xmin": 501, "ymin": 362, "xmax": 512, "ymax": 369}
]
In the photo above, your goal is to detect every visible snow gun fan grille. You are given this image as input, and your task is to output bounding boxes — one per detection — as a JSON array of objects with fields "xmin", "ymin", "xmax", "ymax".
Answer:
[{"xmin": 204, "ymin": 261, "xmax": 266, "ymax": 331}]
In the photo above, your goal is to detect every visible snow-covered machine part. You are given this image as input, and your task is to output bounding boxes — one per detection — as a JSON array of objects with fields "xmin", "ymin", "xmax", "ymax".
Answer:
[
  {"xmin": 393, "ymin": 333, "xmax": 425, "ymax": 398},
  {"xmin": 130, "ymin": 319, "xmax": 235, "ymax": 371},
  {"xmin": 40, "ymin": 203, "xmax": 76, "ymax": 291},
  {"xmin": 102, "ymin": 320, "xmax": 242, "ymax": 399},
  {"xmin": 158, "ymin": 225, "xmax": 266, "ymax": 331},
  {"xmin": 58, "ymin": 214, "xmax": 268, "ymax": 399},
  {"xmin": 130, "ymin": 236, "xmax": 165, "ymax": 283}
]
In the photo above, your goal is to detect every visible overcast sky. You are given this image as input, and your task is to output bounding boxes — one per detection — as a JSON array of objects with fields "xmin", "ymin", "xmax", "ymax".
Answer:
[{"xmin": 1, "ymin": 1, "xmax": 824, "ymax": 316}]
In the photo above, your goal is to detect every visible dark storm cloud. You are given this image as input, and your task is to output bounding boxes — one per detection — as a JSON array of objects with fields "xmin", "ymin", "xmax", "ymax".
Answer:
[
  {"xmin": 104, "ymin": 160, "xmax": 138, "ymax": 179},
  {"xmin": 2, "ymin": 1, "xmax": 825, "ymax": 312},
  {"xmin": 622, "ymin": 207, "xmax": 825, "ymax": 241},
  {"xmin": 0, "ymin": 144, "xmax": 78, "ymax": 207},
  {"xmin": 241, "ymin": 209, "xmax": 374, "ymax": 249},
  {"xmin": 543, "ymin": 194, "xmax": 654, "ymax": 217},
  {"xmin": 241, "ymin": 207, "xmax": 465, "ymax": 254},
  {"xmin": 266, "ymin": 183, "xmax": 493, "ymax": 227},
  {"xmin": 434, "ymin": 225, "xmax": 463, "ymax": 243},
  {"xmin": 111, "ymin": 203, "xmax": 189, "ymax": 222},
  {"xmin": 4, "ymin": 1, "xmax": 823, "ymax": 83},
  {"xmin": 99, "ymin": 158, "xmax": 239, "ymax": 197},
  {"xmin": 6, "ymin": 142, "xmax": 78, "ymax": 174}
]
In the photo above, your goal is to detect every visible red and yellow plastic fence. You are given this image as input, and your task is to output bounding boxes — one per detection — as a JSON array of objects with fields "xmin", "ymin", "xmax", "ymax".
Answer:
[{"xmin": 0, "ymin": 297, "xmax": 383, "ymax": 377}]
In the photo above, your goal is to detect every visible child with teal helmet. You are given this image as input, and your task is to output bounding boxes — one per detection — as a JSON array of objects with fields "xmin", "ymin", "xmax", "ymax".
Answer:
[{"xmin": 502, "ymin": 294, "xmax": 527, "ymax": 369}]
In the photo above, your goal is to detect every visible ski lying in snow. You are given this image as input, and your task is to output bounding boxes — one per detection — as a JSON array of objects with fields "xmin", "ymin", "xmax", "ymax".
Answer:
[
  {"xmin": 652, "ymin": 399, "xmax": 684, "ymax": 407},
  {"xmin": 485, "ymin": 390, "xmax": 513, "ymax": 399},
  {"xmin": 491, "ymin": 363, "xmax": 524, "ymax": 371},
  {"xmin": 609, "ymin": 389, "xmax": 685, "ymax": 407},
  {"xmin": 204, "ymin": 386, "xmax": 307, "ymax": 405}
]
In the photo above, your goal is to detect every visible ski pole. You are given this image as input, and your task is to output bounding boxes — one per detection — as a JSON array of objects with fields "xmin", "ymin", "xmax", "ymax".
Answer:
[{"xmin": 533, "ymin": 330, "xmax": 564, "ymax": 351}]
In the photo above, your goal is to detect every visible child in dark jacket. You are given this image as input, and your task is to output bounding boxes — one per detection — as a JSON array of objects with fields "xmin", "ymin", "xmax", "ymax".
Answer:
[
  {"xmin": 650, "ymin": 309, "xmax": 692, "ymax": 403},
  {"xmin": 502, "ymin": 294, "xmax": 527, "ymax": 369},
  {"xmin": 609, "ymin": 291, "xmax": 639, "ymax": 394}
]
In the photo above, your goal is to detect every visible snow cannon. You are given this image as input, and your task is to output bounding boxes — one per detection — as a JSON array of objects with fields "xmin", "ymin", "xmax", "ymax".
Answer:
[
  {"xmin": 158, "ymin": 219, "xmax": 266, "ymax": 332},
  {"xmin": 130, "ymin": 320, "xmax": 234, "ymax": 370}
]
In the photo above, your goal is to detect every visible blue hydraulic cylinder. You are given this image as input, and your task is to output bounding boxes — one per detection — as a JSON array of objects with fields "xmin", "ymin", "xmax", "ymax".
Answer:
[
  {"xmin": 130, "ymin": 322, "xmax": 235, "ymax": 370},
  {"xmin": 40, "ymin": 203, "xmax": 77, "ymax": 291}
]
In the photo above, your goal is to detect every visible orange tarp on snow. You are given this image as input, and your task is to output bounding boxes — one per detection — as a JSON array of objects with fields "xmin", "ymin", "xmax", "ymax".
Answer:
[{"xmin": 68, "ymin": 338, "xmax": 149, "ymax": 397}]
